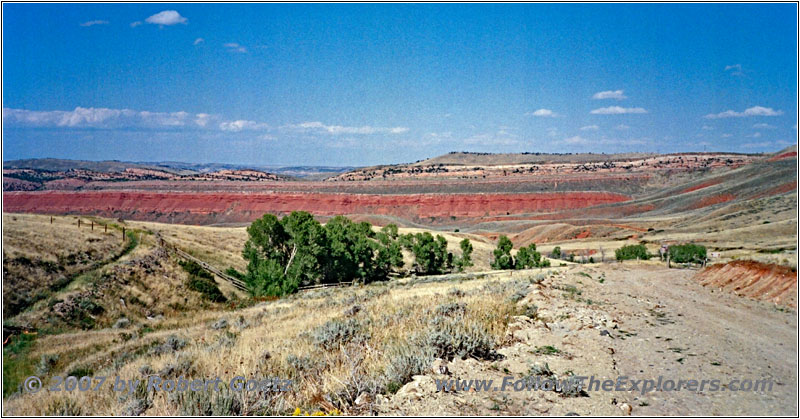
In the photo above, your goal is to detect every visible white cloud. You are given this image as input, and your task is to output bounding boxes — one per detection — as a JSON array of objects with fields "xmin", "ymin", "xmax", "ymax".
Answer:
[
  {"xmin": 740, "ymin": 140, "xmax": 792, "ymax": 149},
  {"xmin": 193, "ymin": 38, "xmax": 204, "ymax": 46},
  {"xmin": 80, "ymin": 20, "xmax": 109, "ymax": 27},
  {"xmin": 130, "ymin": 21, "xmax": 142, "ymax": 28},
  {"xmin": 702, "ymin": 125, "xmax": 714, "ymax": 130},
  {"xmin": 753, "ymin": 123, "xmax": 776, "ymax": 129},
  {"xmin": 724, "ymin": 64, "xmax": 743, "ymax": 76},
  {"xmin": 194, "ymin": 113, "xmax": 212, "ymax": 127},
  {"xmin": 615, "ymin": 124, "xmax": 630, "ymax": 130},
  {"xmin": 564, "ymin": 135, "xmax": 647, "ymax": 146},
  {"xmin": 590, "ymin": 106, "xmax": 647, "ymax": 115},
  {"xmin": 145, "ymin": 10, "xmax": 187, "ymax": 26},
  {"xmin": 705, "ymin": 106, "xmax": 784, "ymax": 119},
  {"xmin": 527, "ymin": 108, "xmax": 559, "ymax": 117},
  {"xmin": 426, "ymin": 131, "xmax": 452, "ymax": 139},
  {"xmin": 224, "ymin": 43, "xmax": 247, "ymax": 53},
  {"xmin": 592, "ymin": 90, "xmax": 627, "ymax": 100},
  {"xmin": 219, "ymin": 120, "xmax": 269, "ymax": 132},
  {"xmin": 2, "ymin": 107, "xmax": 207, "ymax": 129},
  {"xmin": 461, "ymin": 133, "xmax": 520, "ymax": 146},
  {"xmin": 2, "ymin": 107, "xmax": 264, "ymax": 133},
  {"xmin": 564, "ymin": 135, "xmax": 589, "ymax": 145},
  {"xmin": 748, "ymin": 132, "xmax": 762, "ymax": 138},
  {"xmin": 291, "ymin": 121, "xmax": 408, "ymax": 135},
  {"xmin": 721, "ymin": 133, "xmax": 733, "ymax": 138},
  {"xmin": 580, "ymin": 125, "xmax": 599, "ymax": 131}
]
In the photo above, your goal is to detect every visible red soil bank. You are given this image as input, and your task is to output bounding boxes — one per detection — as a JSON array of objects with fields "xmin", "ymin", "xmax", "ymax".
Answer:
[
  {"xmin": 680, "ymin": 179, "xmax": 722, "ymax": 194},
  {"xmin": 754, "ymin": 181, "xmax": 797, "ymax": 199},
  {"xmin": 694, "ymin": 261, "xmax": 797, "ymax": 307},
  {"xmin": 689, "ymin": 193, "xmax": 736, "ymax": 209},
  {"xmin": 3, "ymin": 191, "xmax": 630, "ymax": 225},
  {"xmin": 767, "ymin": 151, "xmax": 797, "ymax": 162}
]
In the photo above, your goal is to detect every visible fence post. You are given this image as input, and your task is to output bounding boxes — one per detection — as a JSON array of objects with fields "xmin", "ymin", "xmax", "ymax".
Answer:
[
  {"xmin": 78, "ymin": 219, "xmax": 81, "ymax": 228},
  {"xmin": 91, "ymin": 221, "xmax": 94, "ymax": 231},
  {"xmin": 122, "ymin": 227, "xmax": 126, "ymax": 242},
  {"xmin": 105, "ymin": 224, "xmax": 108, "ymax": 233},
  {"xmin": 50, "ymin": 216, "xmax": 53, "ymax": 224}
]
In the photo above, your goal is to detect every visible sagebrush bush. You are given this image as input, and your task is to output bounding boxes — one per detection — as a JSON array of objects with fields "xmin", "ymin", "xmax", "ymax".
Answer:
[
  {"xmin": 435, "ymin": 302, "xmax": 466, "ymax": 317},
  {"xmin": 285, "ymin": 354, "xmax": 327, "ymax": 379},
  {"xmin": 157, "ymin": 352, "xmax": 195, "ymax": 379},
  {"xmin": 419, "ymin": 317, "xmax": 498, "ymax": 361},
  {"xmin": 45, "ymin": 398, "xmax": 84, "ymax": 416},
  {"xmin": 309, "ymin": 318, "xmax": 369, "ymax": 350},
  {"xmin": 173, "ymin": 383, "xmax": 242, "ymax": 416},
  {"xmin": 210, "ymin": 318, "xmax": 228, "ymax": 330},
  {"xmin": 36, "ymin": 353, "xmax": 59, "ymax": 375},
  {"xmin": 382, "ymin": 344, "xmax": 434, "ymax": 394},
  {"xmin": 148, "ymin": 335, "xmax": 187, "ymax": 356}
]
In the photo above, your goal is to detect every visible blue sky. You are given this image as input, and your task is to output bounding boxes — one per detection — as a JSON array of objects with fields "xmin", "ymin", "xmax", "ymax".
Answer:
[{"xmin": 3, "ymin": 3, "xmax": 797, "ymax": 166}]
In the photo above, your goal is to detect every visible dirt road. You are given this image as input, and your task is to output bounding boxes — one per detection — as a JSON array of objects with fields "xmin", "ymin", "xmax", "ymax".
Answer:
[{"xmin": 381, "ymin": 263, "xmax": 797, "ymax": 415}]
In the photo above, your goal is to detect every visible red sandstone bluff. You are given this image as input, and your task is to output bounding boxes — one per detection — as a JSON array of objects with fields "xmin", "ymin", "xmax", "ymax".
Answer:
[{"xmin": 3, "ymin": 190, "xmax": 630, "ymax": 225}]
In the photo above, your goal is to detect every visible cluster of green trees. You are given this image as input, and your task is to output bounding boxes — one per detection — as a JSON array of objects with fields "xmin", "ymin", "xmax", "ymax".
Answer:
[
  {"xmin": 233, "ymin": 212, "xmax": 474, "ymax": 297},
  {"xmin": 230, "ymin": 212, "xmax": 403, "ymax": 296},
  {"xmin": 398, "ymin": 232, "xmax": 473, "ymax": 274},
  {"xmin": 668, "ymin": 244, "xmax": 707, "ymax": 263},
  {"xmin": 615, "ymin": 244, "xmax": 649, "ymax": 261},
  {"xmin": 490, "ymin": 236, "xmax": 550, "ymax": 270},
  {"xmin": 615, "ymin": 243, "xmax": 707, "ymax": 264}
]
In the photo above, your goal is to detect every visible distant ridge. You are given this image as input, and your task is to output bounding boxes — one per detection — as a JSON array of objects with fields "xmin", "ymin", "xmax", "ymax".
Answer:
[
  {"xmin": 3, "ymin": 158, "xmax": 354, "ymax": 179},
  {"xmin": 413, "ymin": 150, "xmax": 763, "ymax": 166}
]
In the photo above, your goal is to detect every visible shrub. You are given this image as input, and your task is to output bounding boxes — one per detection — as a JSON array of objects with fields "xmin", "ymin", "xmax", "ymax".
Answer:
[
  {"xmin": 419, "ymin": 317, "xmax": 499, "ymax": 361},
  {"xmin": 174, "ymin": 384, "xmax": 242, "ymax": 415},
  {"xmin": 210, "ymin": 318, "xmax": 228, "ymax": 330},
  {"xmin": 187, "ymin": 276, "xmax": 227, "ymax": 303},
  {"xmin": 45, "ymin": 398, "xmax": 84, "ymax": 416},
  {"xmin": 36, "ymin": 354, "xmax": 59, "ymax": 375},
  {"xmin": 148, "ymin": 335, "xmax": 187, "ymax": 356},
  {"xmin": 309, "ymin": 318, "xmax": 368, "ymax": 350},
  {"xmin": 669, "ymin": 244, "xmax": 707, "ymax": 263},
  {"xmin": 178, "ymin": 260, "xmax": 213, "ymax": 280},
  {"xmin": 383, "ymin": 345, "xmax": 433, "ymax": 394},
  {"xmin": 435, "ymin": 302, "xmax": 466, "ymax": 317},
  {"xmin": 615, "ymin": 244, "xmax": 649, "ymax": 261}
]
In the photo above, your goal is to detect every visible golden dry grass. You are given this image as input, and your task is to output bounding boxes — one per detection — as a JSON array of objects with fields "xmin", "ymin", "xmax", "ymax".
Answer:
[{"xmin": 3, "ymin": 267, "xmax": 537, "ymax": 415}]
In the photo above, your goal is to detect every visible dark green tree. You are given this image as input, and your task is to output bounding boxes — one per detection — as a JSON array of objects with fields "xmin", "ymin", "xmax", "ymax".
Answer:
[
  {"xmin": 551, "ymin": 246, "xmax": 561, "ymax": 259},
  {"xmin": 491, "ymin": 235, "xmax": 515, "ymax": 270},
  {"xmin": 454, "ymin": 238, "xmax": 474, "ymax": 272},
  {"xmin": 409, "ymin": 232, "xmax": 450, "ymax": 274}
]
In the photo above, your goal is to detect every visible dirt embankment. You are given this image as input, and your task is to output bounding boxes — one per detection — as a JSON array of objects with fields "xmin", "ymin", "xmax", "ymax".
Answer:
[
  {"xmin": 694, "ymin": 260, "xmax": 797, "ymax": 307},
  {"xmin": 3, "ymin": 191, "xmax": 630, "ymax": 225}
]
